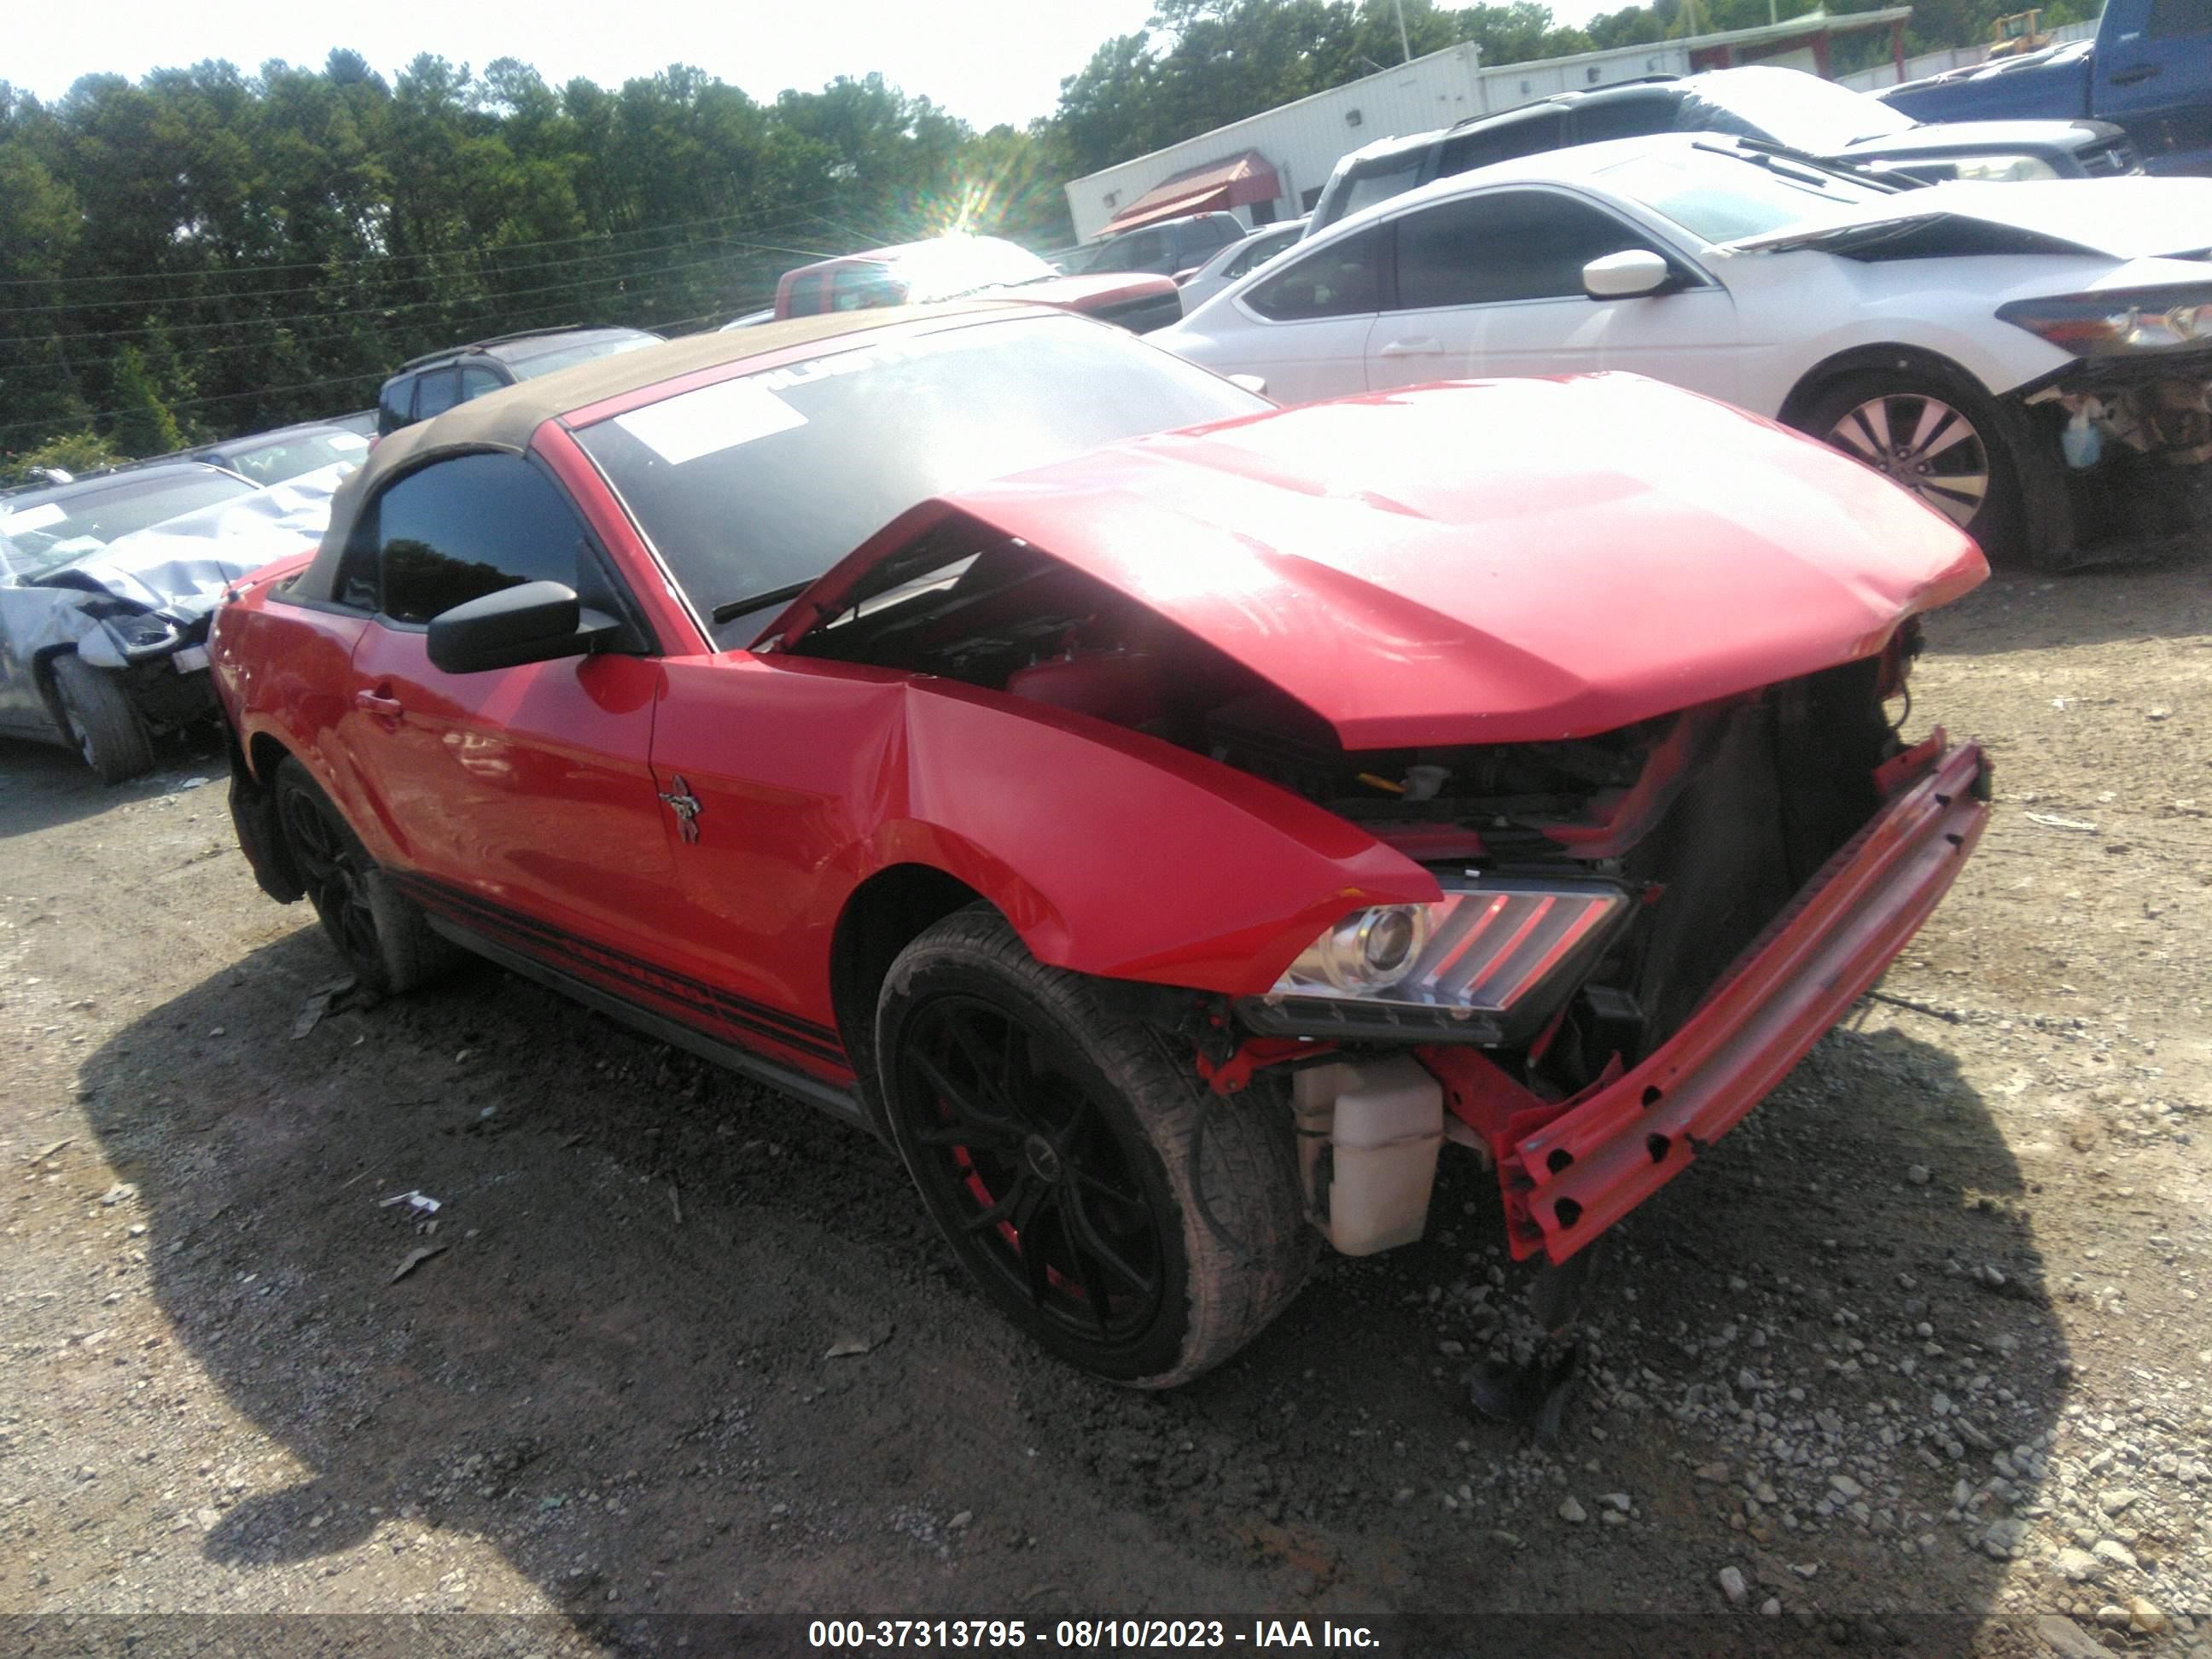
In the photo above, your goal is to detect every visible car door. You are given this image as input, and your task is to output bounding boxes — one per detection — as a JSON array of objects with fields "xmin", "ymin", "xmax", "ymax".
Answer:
[
  {"xmin": 334, "ymin": 450, "xmax": 677, "ymax": 958},
  {"xmin": 1220, "ymin": 224, "xmax": 1388, "ymax": 405},
  {"xmin": 2098, "ymin": 0, "xmax": 2212, "ymax": 172},
  {"xmin": 1364, "ymin": 187, "xmax": 1745, "ymax": 405}
]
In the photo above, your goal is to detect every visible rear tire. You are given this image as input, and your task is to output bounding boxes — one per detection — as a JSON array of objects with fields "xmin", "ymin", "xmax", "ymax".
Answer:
[
  {"xmin": 50, "ymin": 653, "xmax": 154, "ymax": 784},
  {"xmin": 1796, "ymin": 370, "xmax": 2023, "ymax": 565},
  {"xmin": 876, "ymin": 906, "xmax": 1313, "ymax": 1387},
  {"xmin": 271, "ymin": 759, "xmax": 463, "ymax": 996}
]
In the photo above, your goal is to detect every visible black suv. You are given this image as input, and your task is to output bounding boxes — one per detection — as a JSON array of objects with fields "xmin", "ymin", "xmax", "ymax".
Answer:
[
  {"xmin": 1306, "ymin": 66, "xmax": 2140, "ymax": 234},
  {"xmin": 1062, "ymin": 212, "xmax": 1249, "ymax": 279},
  {"xmin": 375, "ymin": 325, "xmax": 662, "ymax": 436}
]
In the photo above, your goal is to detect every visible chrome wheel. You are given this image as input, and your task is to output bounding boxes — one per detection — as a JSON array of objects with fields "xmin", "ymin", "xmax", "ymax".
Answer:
[{"xmin": 1825, "ymin": 392, "xmax": 1991, "ymax": 529}]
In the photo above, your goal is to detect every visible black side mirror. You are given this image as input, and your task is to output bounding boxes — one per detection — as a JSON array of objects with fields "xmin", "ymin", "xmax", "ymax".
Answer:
[{"xmin": 427, "ymin": 580, "xmax": 626, "ymax": 674}]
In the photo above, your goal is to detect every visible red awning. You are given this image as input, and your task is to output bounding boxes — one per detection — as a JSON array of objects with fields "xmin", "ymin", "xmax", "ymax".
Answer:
[{"xmin": 1103, "ymin": 150, "xmax": 1281, "ymax": 235}]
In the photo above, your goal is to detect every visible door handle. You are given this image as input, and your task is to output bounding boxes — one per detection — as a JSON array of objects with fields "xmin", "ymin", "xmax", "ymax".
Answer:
[
  {"xmin": 354, "ymin": 689, "xmax": 403, "ymax": 717},
  {"xmin": 2110, "ymin": 64, "xmax": 2161, "ymax": 84},
  {"xmin": 1377, "ymin": 337, "xmax": 1444, "ymax": 358}
]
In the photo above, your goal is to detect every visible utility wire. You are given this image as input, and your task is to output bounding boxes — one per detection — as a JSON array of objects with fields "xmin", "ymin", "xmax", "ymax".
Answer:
[
  {"xmin": 0, "ymin": 191, "xmax": 878, "ymax": 293},
  {"xmin": 0, "ymin": 232, "xmax": 835, "ymax": 343}
]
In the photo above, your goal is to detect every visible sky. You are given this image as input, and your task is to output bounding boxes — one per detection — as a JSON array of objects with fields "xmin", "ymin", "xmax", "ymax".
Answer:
[
  {"xmin": 13, "ymin": 0, "xmax": 1624, "ymax": 131},
  {"xmin": 13, "ymin": 0, "xmax": 1161, "ymax": 131}
]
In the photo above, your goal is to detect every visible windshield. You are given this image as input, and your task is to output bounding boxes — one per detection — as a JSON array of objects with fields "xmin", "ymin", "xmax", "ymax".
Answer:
[
  {"xmin": 219, "ymin": 428, "xmax": 370, "ymax": 486},
  {"xmin": 884, "ymin": 236, "xmax": 1058, "ymax": 301},
  {"xmin": 573, "ymin": 314, "xmax": 1268, "ymax": 645},
  {"xmin": 0, "ymin": 470, "xmax": 257, "ymax": 579},
  {"xmin": 1693, "ymin": 69, "xmax": 1918, "ymax": 151},
  {"xmin": 1598, "ymin": 147, "xmax": 1886, "ymax": 243}
]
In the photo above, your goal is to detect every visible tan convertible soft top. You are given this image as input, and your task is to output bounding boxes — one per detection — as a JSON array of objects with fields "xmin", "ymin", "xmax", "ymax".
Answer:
[{"xmin": 291, "ymin": 301, "xmax": 1023, "ymax": 604}]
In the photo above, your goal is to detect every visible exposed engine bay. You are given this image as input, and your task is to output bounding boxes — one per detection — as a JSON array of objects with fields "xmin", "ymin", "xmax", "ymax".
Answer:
[{"xmin": 791, "ymin": 525, "xmax": 1915, "ymax": 1103}]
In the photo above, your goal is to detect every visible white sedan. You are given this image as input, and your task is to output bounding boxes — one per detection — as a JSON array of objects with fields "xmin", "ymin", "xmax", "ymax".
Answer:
[{"xmin": 1158, "ymin": 136, "xmax": 2212, "ymax": 568}]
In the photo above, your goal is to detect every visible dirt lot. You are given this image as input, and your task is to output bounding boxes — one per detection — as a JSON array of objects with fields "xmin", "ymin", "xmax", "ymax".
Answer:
[{"xmin": 3, "ymin": 562, "xmax": 2209, "ymax": 1655}]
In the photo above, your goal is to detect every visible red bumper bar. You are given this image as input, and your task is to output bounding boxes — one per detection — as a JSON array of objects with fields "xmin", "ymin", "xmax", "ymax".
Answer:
[{"xmin": 1429, "ymin": 739, "xmax": 1989, "ymax": 1264}]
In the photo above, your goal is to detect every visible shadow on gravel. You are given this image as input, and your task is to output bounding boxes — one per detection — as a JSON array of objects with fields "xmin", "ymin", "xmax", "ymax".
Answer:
[
  {"xmin": 1928, "ymin": 558, "xmax": 2212, "ymax": 659},
  {"xmin": 74, "ymin": 915, "xmax": 2069, "ymax": 1639},
  {"xmin": 0, "ymin": 732, "xmax": 223, "ymax": 838}
]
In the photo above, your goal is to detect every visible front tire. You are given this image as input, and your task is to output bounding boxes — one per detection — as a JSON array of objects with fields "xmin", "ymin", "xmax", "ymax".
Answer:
[
  {"xmin": 271, "ymin": 759, "xmax": 462, "ymax": 996},
  {"xmin": 1797, "ymin": 371, "xmax": 2023, "ymax": 564},
  {"xmin": 50, "ymin": 653, "xmax": 154, "ymax": 783},
  {"xmin": 876, "ymin": 907, "xmax": 1313, "ymax": 1387}
]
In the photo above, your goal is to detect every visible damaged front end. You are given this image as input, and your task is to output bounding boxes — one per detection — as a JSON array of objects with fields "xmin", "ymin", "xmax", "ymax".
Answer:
[
  {"xmin": 769, "ymin": 377, "xmax": 1991, "ymax": 1266},
  {"xmin": 2000, "ymin": 289, "xmax": 2212, "ymax": 557}
]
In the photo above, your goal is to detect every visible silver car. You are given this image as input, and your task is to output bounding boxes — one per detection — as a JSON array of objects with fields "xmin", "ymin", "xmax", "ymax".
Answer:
[{"xmin": 0, "ymin": 462, "xmax": 347, "ymax": 781}]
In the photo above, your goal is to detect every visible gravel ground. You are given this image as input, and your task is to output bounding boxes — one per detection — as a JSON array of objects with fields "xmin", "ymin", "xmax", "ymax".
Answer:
[{"xmin": 1, "ymin": 560, "xmax": 2208, "ymax": 1656}]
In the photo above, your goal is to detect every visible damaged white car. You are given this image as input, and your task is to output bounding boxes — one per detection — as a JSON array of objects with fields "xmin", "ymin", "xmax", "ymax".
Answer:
[
  {"xmin": 0, "ymin": 461, "xmax": 352, "ymax": 782},
  {"xmin": 1161, "ymin": 136, "xmax": 2212, "ymax": 570}
]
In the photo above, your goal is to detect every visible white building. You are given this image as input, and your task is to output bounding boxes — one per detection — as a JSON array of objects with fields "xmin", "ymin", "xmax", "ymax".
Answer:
[{"xmin": 1065, "ymin": 8, "xmax": 1913, "ymax": 242}]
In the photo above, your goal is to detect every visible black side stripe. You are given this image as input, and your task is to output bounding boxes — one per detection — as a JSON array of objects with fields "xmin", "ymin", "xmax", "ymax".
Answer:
[{"xmin": 388, "ymin": 872, "xmax": 847, "ymax": 1065}]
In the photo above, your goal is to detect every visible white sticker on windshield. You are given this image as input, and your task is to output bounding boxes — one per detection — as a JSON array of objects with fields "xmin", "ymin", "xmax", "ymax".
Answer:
[
  {"xmin": 329, "ymin": 431, "xmax": 370, "ymax": 451},
  {"xmin": 614, "ymin": 376, "xmax": 807, "ymax": 466},
  {"xmin": 0, "ymin": 502, "xmax": 67, "ymax": 533}
]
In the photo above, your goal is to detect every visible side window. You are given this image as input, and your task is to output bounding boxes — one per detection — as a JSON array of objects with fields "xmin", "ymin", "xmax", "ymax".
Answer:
[
  {"xmin": 1573, "ymin": 91, "xmax": 1684, "ymax": 145},
  {"xmin": 2148, "ymin": 0, "xmax": 2211, "ymax": 36},
  {"xmin": 1392, "ymin": 189, "xmax": 1654, "ymax": 311},
  {"xmin": 411, "ymin": 368, "xmax": 463, "ymax": 422},
  {"xmin": 783, "ymin": 272, "xmax": 826, "ymax": 314},
  {"xmin": 1114, "ymin": 229, "xmax": 1167, "ymax": 271},
  {"xmin": 1435, "ymin": 108, "xmax": 1571, "ymax": 178},
  {"xmin": 377, "ymin": 378, "xmax": 412, "ymax": 433},
  {"xmin": 457, "ymin": 364, "xmax": 505, "ymax": 404},
  {"xmin": 369, "ymin": 453, "xmax": 587, "ymax": 626},
  {"xmin": 1244, "ymin": 225, "xmax": 1383, "ymax": 321}
]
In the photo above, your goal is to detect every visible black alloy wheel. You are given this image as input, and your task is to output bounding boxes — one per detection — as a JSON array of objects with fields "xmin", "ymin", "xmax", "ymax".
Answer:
[
  {"xmin": 271, "ymin": 759, "xmax": 462, "ymax": 996},
  {"xmin": 877, "ymin": 908, "xmax": 1313, "ymax": 1386},
  {"xmin": 276, "ymin": 768, "xmax": 381, "ymax": 974},
  {"xmin": 898, "ymin": 993, "xmax": 1167, "ymax": 1345}
]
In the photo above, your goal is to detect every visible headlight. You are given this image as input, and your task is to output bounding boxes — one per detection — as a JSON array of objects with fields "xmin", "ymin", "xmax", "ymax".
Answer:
[
  {"xmin": 1249, "ymin": 876, "xmax": 1631, "ymax": 1045},
  {"xmin": 1944, "ymin": 154, "xmax": 2060, "ymax": 183},
  {"xmin": 1998, "ymin": 287, "xmax": 2212, "ymax": 357},
  {"xmin": 101, "ymin": 611, "xmax": 180, "ymax": 654}
]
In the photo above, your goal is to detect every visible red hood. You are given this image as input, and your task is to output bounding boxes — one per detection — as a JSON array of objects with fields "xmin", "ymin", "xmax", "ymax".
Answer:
[
  {"xmin": 978, "ymin": 271, "xmax": 1176, "ymax": 311},
  {"xmin": 772, "ymin": 375, "xmax": 1986, "ymax": 749}
]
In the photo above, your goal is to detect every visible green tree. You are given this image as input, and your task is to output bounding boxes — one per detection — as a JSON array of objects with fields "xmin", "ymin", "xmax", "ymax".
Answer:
[{"xmin": 108, "ymin": 346, "xmax": 186, "ymax": 455}]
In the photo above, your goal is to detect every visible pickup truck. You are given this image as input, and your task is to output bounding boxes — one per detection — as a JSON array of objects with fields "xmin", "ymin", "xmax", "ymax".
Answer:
[{"xmin": 1882, "ymin": 0, "xmax": 2212, "ymax": 175}]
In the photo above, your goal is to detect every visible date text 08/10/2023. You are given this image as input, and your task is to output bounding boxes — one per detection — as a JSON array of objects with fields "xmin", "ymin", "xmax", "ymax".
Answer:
[{"xmin": 806, "ymin": 1620, "xmax": 1380, "ymax": 1650}]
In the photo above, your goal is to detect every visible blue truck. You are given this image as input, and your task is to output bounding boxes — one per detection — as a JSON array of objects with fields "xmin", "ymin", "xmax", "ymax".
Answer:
[{"xmin": 1882, "ymin": 0, "xmax": 2212, "ymax": 175}]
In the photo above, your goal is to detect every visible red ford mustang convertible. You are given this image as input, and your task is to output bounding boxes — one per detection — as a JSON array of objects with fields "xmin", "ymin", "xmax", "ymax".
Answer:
[{"xmin": 212, "ymin": 304, "xmax": 1988, "ymax": 1385}]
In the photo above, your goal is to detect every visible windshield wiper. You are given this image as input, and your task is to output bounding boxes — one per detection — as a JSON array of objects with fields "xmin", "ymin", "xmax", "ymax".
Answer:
[
  {"xmin": 1703, "ymin": 136, "xmax": 1906, "ymax": 193},
  {"xmin": 710, "ymin": 579, "xmax": 816, "ymax": 625}
]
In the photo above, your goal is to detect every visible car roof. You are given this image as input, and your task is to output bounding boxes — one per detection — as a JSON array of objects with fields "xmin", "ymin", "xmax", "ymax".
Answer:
[
  {"xmin": 393, "ymin": 324, "xmax": 655, "ymax": 375},
  {"xmin": 1321, "ymin": 131, "xmax": 1718, "ymax": 231}
]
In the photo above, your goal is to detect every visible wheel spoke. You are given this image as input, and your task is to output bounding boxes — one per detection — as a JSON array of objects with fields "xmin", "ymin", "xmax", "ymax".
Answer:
[
  {"xmin": 1065, "ymin": 1187, "xmax": 1158, "ymax": 1298},
  {"xmin": 940, "ymin": 1008, "xmax": 1024, "ymax": 1119},
  {"xmin": 912, "ymin": 1121, "xmax": 1022, "ymax": 1150},
  {"xmin": 1016, "ymin": 1184, "xmax": 1052, "ymax": 1308},
  {"xmin": 1070, "ymin": 1164, "xmax": 1143, "ymax": 1210},
  {"xmin": 1054, "ymin": 1203, "xmax": 1113, "ymax": 1334},
  {"xmin": 1906, "ymin": 399, "xmax": 1961, "ymax": 460},
  {"xmin": 1831, "ymin": 410, "xmax": 1883, "ymax": 460},
  {"xmin": 960, "ymin": 1173, "xmax": 1032, "ymax": 1234},
  {"xmin": 911, "ymin": 1051, "xmax": 1024, "ymax": 1138}
]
